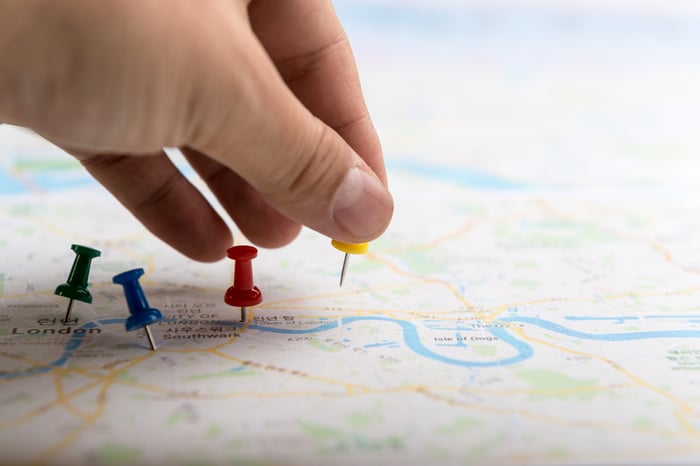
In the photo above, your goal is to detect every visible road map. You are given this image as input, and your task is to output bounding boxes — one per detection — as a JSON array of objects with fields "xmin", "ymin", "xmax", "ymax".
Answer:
[{"xmin": 3, "ymin": 1, "xmax": 700, "ymax": 465}]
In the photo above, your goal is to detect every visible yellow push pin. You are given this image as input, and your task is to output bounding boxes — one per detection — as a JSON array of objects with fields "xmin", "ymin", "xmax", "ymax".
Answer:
[{"xmin": 331, "ymin": 240, "xmax": 369, "ymax": 287}]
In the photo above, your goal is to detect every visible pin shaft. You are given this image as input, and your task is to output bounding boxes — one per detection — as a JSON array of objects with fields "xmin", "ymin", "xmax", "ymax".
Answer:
[
  {"xmin": 240, "ymin": 307, "xmax": 247, "ymax": 322},
  {"xmin": 144, "ymin": 325, "xmax": 157, "ymax": 351},
  {"xmin": 339, "ymin": 253, "xmax": 350, "ymax": 287},
  {"xmin": 63, "ymin": 299, "xmax": 74, "ymax": 323}
]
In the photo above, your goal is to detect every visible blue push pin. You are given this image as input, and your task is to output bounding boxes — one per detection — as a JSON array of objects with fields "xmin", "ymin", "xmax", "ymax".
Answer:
[{"xmin": 112, "ymin": 268, "xmax": 162, "ymax": 351}]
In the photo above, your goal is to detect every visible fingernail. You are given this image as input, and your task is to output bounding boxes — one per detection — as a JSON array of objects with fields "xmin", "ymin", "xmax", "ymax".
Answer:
[{"xmin": 332, "ymin": 167, "xmax": 393, "ymax": 238}]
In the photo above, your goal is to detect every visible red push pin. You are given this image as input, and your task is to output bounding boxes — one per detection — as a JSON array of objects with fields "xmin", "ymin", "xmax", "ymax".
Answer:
[{"xmin": 224, "ymin": 245, "xmax": 262, "ymax": 322}]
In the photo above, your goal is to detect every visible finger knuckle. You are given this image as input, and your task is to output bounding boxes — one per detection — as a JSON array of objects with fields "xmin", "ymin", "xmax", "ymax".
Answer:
[{"xmin": 273, "ymin": 123, "xmax": 343, "ymax": 209}]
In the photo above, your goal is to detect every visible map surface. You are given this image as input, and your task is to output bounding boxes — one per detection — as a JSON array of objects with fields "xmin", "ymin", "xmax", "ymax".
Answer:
[{"xmin": 2, "ymin": 1, "xmax": 700, "ymax": 464}]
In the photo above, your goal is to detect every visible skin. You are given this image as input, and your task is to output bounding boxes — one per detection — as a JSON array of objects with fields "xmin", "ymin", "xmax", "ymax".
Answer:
[{"xmin": 0, "ymin": 0, "xmax": 394, "ymax": 261}]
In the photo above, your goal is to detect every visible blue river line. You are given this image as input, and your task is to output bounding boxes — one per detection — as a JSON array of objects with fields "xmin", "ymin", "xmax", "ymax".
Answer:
[
  {"xmin": 0, "ymin": 170, "xmax": 26, "ymax": 194},
  {"xmin": 500, "ymin": 316, "xmax": 700, "ymax": 341},
  {"xmin": 566, "ymin": 315, "xmax": 700, "ymax": 323},
  {"xmin": 364, "ymin": 341, "xmax": 400, "ymax": 349},
  {"xmin": 342, "ymin": 316, "xmax": 533, "ymax": 367},
  {"xmin": 3, "ymin": 314, "xmax": 700, "ymax": 380},
  {"xmin": 386, "ymin": 159, "xmax": 522, "ymax": 190},
  {"xmin": 247, "ymin": 316, "xmax": 533, "ymax": 368},
  {"xmin": 0, "ymin": 318, "xmax": 125, "ymax": 380},
  {"xmin": 246, "ymin": 315, "xmax": 700, "ymax": 366}
]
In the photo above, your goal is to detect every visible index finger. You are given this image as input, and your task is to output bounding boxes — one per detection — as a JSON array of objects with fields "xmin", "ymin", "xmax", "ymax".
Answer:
[{"xmin": 248, "ymin": 0, "xmax": 386, "ymax": 185}]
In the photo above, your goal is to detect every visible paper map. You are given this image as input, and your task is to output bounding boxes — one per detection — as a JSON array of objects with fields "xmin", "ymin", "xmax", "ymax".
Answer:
[{"xmin": 2, "ymin": 1, "xmax": 700, "ymax": 464}]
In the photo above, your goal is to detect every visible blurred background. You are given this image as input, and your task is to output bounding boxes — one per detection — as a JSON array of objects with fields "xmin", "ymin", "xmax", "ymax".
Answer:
[
  {"xmin": 3, "ymin": 0, "xmax": 700, "ymax": 198},
  {"xmin": 335, "ymin": 0, "xmax": 700, "ymax": 193}
]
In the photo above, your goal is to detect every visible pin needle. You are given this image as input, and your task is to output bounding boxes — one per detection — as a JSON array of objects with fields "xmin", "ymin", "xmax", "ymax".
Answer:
[
  {"xmin": 331, "ymin": 240, "xmax": 369, "ymax": 287},
  {"xmin": 63, "ymin": 298, "xmax": 74, "ymax": 323},
  {"xmin": 144, "ymin": 325, "xmax": 157, "ymax": 351},
  {"xmin": 339, "ymin": 253, "xmax": 350, "ymax": 287}
]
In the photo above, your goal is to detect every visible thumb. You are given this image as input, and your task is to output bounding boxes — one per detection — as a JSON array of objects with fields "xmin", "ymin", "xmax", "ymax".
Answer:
[{"xmin": 186, "ymin": 33, "xmax": 393, "ymax": 244}]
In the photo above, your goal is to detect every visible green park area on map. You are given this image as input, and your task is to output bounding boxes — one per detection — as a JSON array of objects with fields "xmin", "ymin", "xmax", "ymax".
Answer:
[{"xmin": 2, "ymin": 1, "xmax": 700, "ymax": 465}]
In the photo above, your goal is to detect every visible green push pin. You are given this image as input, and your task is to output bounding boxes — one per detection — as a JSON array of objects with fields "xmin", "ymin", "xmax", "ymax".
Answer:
[{"xmin": 54, "ymin": 244, "xmax": 101, "ymax": 323}]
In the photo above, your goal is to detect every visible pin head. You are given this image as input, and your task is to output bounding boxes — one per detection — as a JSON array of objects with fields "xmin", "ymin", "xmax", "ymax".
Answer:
[
  {"xmin": 71, "ymin": 244, "xmax": 102, "ymax": 259},
  {"xmin": 331, "ymin": 240, "xmax": 369, "ymax": 255},
  {"xmin": 112, "ymin": 268, "xmax": 163, "ymax": 332},
  {"xmin": 227, "ymin": 245, "xmax": 258, "ymax": 261},
  {"xmin": 54, "ymin": 243, "xmax": 101, "ymax": 304},
  {"xmin": 225, "ymin": 245, "xmax": 262, "ymax": 308},
  {"xmin": 112, "ymin": 268, "xmax": 145, "ymax": 285}
]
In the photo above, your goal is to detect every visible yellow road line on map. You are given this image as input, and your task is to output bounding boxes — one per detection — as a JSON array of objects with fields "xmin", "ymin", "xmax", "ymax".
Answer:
[
  {"xmin": 210, "ymin": 314, "xmax": 253, "ymax": 350},
  {"xmin": 72, "ymin": 383, "xmax": 619, "ymax": 401},
  {"xmin": 386, "ymin": 382, "xmax": 639, "ymax": 398},
  {"xmin": 0, "ymin": 351, "xmax": 48, "ymax": 378},
  {"xmin": 31, "ymin": 352, "xmax": 156, "ymax": 465},
  {"xmin": 366, "ymin": 253, "xmax": 484, "ymax": 319},
  {"xmin": 0, "ymin": 376, "xmax": 104, "ymax": 429},
  {"xmin": 31, "ymin": 381, "xmax": 112, "ymax": 466},
  {"xmin": 208, "ymin": 348, "xmax": 371, "ymax": 395},
  {"xmin": 1, "ymin": 366, "xmax": 117, "ymax": 430},
  {"xmin": 510, "ymin": 328, "xmax": 700, "ymax": 435},
  {"xmin": 2, "ymin": 289, "xmax": 57, "ymax": 299},
  {"xmin": 379, "ymin": 219, "xmax": 481, "ymax": 254},
  {"xmin": 30, "ymin": 217, "xmax": 69, "ymax": 237},
  {"xmin": 99, "ymin": 242, "xmax": 155, "ymax": 276},
  {"xmin": 480, "ymin": 284, "xmax": 700, "ymax": 322},
  {"xmin": 157, "ymin": 314, "xmax": 371, "ymax": 394},
  {"xmin": 58, "ymin": 365, "xmax": 170, "ymax": 396},
  {"xmin": 416, "ymin": 388, "xmax": 676, "ymax": 437},
  {"xmin": 52, "ymin": 371, "xmax": 90, "ymax": 421},
  {"xmin": 305, "ymin": 382, "xmax": 643, "ymax": 406},
  {"xmin": 535, "ymin": 198, "xmax": 700, "ymax": 277},
  {"xmin": 79, "ymin": 374, "xmax": 170, "ymax": 395},
  {"xmin": 676, "ymin": 412, "xmax": 700, "ymax": 436},
  {"xmin": 19, "ymin": 374, "xmax": 643, "ymax": 404},
  {"xmin": 259, "ymin": 280, "xmax": 428, "ymax": 307},
  {"xmin": 216, "ymin": 310, "xmax": 366, "ymax": 392},
  {"xmin": 30, "ymin": 215, "xmax": 148, "ymax": 256}
]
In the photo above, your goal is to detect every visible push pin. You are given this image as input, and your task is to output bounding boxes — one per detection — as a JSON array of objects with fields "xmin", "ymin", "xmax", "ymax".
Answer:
[
  {"xmin": 54, "ymin": 244, "xmax": 101, "ymax": 322},
  {"xmin": 112, "ymin": 268, "xmax": 163, "ymax": 351},
  {"xmin": 225, "ymin": 245, "xmax": 262, "ymax": 322},
  {"xmin": 331, "ymin": 240, "xmax": 368, "ymax": 287}
]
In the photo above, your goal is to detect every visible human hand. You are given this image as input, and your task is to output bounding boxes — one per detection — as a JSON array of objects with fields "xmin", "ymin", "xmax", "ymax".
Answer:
[{"xmin": 0, "ymin": 0, "xmax": 393, "ymax": 261}]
